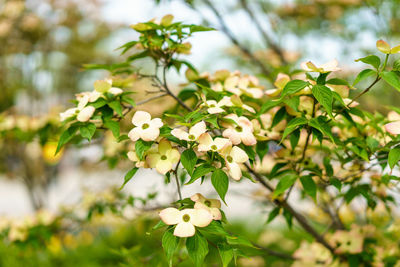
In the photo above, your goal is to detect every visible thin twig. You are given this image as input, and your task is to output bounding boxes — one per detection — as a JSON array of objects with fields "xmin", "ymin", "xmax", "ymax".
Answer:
[
  {"xmin": 173, "ymin": 161, "xmax": 183, "ymax": 201},
  {"xmin": 202, "ymin": 0, "xmax": 272, "ymax": 78},
  {"xmin": 239, "ymin": 0, "xmax": 287, "ymax": 65}
]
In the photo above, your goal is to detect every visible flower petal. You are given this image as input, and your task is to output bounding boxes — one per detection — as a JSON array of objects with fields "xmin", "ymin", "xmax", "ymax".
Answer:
[
  {"xmin": 198, "ymin": 133, "xmax": 213, "ymax": 151},
  {"xmin": 159, "ymin": 208, "xmax": 181, "ymax": 225},
  {"xmin": 132, "ymin": 111, "xmax": 151, "ymax": 126},
  {"xmin": 166, "ymin": 148, "xmax": 181, "ymax": 164},
  {"xmin": 223, "ymin": 128, "xmax": 241, "ymax": 145},
  {"xmin": 240, "ymin": 132, "xmax": 257, "ymax": 146},
  {"xmin": 140, "ymin": 126, "xmax": 160, "ymax": 141},
  {"xmin": 156, "ymin": 158, "xmax": 173, "ymax": 174},
  {"xmin": 173, "ymin": 222, "xmax": 195, "ymax": 237},
  {"xmin": 188, "ymin": 209, "xmax": 213, "ymax": 227},
  {"xmin": 231, "ymin": 146, "xmax": 249, "ymax": 163},
  {"xmin": 146, "ymin": 153, "xmax": 161, "ymax": 168},
  {"xmin": 158, "ymin": 139, "xmax": 172, "ymax": 155},
  {"xmin": 128, "ymin": 127, "xmax": 142, "ymax": 141},
  {"xmin": 171, "ymin": 128, "xmax": 189, "ymax": 141},
  {"xmin": 190, "ymin": 193, "xmax": 206, "ymax": 203},
  {"xmin": 385, "ymin": 121, "xmax": 400, "ymax": 135},
  {"xmin": 77, "ymin": 106, "xmax": 95, "ymax": 122},
  {"xmin": 108, "ymin": 87, "xmax": 123, "ymax": 95},
  {"xmin": 227, "ymin": 162, "xmax": 242, "ymax": 180},
  {"xmin": 189, "ymin": 121, "xmax": 207, "ymax": 138},
  {"xmin": 151, "ymin": 118, "xmax": 163, "ymax": 128},
  {"xmin": 214, "ymin": 138, "xmax": 231, "ymax": 151}
]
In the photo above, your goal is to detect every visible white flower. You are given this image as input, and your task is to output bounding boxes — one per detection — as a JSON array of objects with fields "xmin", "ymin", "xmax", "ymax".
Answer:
[
  {"xmin": 198, "ymin": 133, "xmax": 231, "ymax": 152},
  {"xmin": 222, "ymin": 114, "xmax": 257, "ymax": 146},
  {"xmin": 59, "ymin": 95, "xmax": 95, "ymax": 122},
  {"xmin": 76, "ymin": 90, "xmax": 102, "ymax": 103},
  {"xmin": 127, "ymin": 150, "xmax": 147, "ymax": 168},
  {"xmin": 203, "ymin": 99, "xmax": 226, "ymax": 114},
  {"xmin": 171, "ymin": 121, "xmax": 206, "ymax": 141},
  {"xmin": 191, "ymin": 193, "xmax": 222, "ymax": 220},
  {"xmin": 385, "ymin": 121, "xmax": 400, "ymax": 135},
  {"xmin": 265, "ymin": 73, "xmax": 290, "ymax": 97},
  {"xmin": 224, "ymin": 76, "xmax": 263, "ymax": 99},
  {"xmin": 146, "ymin": 139, "xmax": 180, "ymax": 174},
  {"xmin": 128, "ymin": 111, "xmax": 163, "ymax": 141},
  {"xmin": 301, "ymin": 59, "xmax": 340, "ymax": 73},
  {"xmin": 159, "ymin": 207, "xmax": 213, "ymax": 237},
  {"xmin": 221, "ymin": 145, "xmax": 249, "ymax": 180}
]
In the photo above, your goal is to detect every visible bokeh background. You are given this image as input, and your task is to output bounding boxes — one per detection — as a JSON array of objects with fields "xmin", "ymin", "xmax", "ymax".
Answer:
[{"xmin": 1, "ymin": 0, "xmax": 400, "ymax": 266}]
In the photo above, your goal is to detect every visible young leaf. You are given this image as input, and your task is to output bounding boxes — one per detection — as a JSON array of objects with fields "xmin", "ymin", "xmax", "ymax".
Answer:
[
  {"xmin": 211, "ymin": 169, "xmax": 229, "ymax": 204},
  {"xmin": 380, "ymin": 71, "xmax": 400, "ymax": 91},
  {"xmin": 312, "ymin": 84, "xmax": 333, "ymax": 117},
  {"xmin": 355, "ymin": 55, "xmax": 380, "ymax": 70},
  {"xmin": 388, "ymin": 147, "xmax": 400, "ymax": 169},
  {"xmin": 135, "ymin": 139, "xmax": 153, "ymax": 160},
  {"xmin": 120, "ymin": 167, "xmax": 139, "ymax": 189},
  {"xmin": 181, "ymin": 149, "xmax": 197, "ymax": 175},
  {"xmin": 104, "ymin": 120, "xmax": 120, "ymax": 138},
  {"xmin": 280, "ymin": 80, "xmax": 309, "ymax": 99},
  {"xmin": 186, "ymin": 164, "xmax": 215, "ymax": 184},
  {"xmin": 281, "ymin": 117, "xmax": 308, "ymax": 142},
  {"xmin": 217, "ymin": 244, "xmax": 234, "ymax": 267},
  {"xmin": 79, "ymin": 123, "xmax": 96, "ymax": 141},
  {"xmin": 273, "ymin": 174, "xmax": 297, "ymax": 197},
  {"xmin": 266, "ymin": 207, "xmax": 280, "ymax": 224},
  {"xmin": 256, "ymin": 141, "xmax": 269, "ymax": 159},
  {"xmin": 108, "ymin": 101, "xmax": 124, "ymax": 117},
  {"xmin": 162, "ymin": 229, "xmax": 179, "ymax": 267},
  {"xmin": 300, "ymin": 175, "xmax": 317, "ymax": 201},
  {"xmin": 56, "ymin": 125, "xmax": 79, "ymax": 154},
  {"xmin": 353, "ymin": 69, "xmax": 376, "ymax": 85},
  {"xmin": 186, "ymin": 233, "xmax": 209, "ymax": 267}
]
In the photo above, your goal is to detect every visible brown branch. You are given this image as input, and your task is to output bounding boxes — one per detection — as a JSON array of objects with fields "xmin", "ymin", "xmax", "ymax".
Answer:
[
  {"xmin": 245, "ymin": 164, "xmax": 336, "ymax": 254},
  {"xmin": 202, "ymin": 0, "xmax": 272, "ymax": 78},
  {"xmin": 239, "ymin": 0, "xmax": 287, "ymax": 65}
]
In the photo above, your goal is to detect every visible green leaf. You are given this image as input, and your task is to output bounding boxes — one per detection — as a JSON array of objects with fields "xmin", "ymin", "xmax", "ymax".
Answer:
[
  {"xmin": 104, "ymin": 120, "xmax": 120, "ymax": 138},
  {"xmin": 308, "ymin": 117, "xmax": 335, "ymax": 143},
  {"xmin": 256, "ymin": 141, "xmax": 269, "ymax": 159},
  {"xmin": 388, "ymin": 147, "xmax": 400, "ymax": 169},
  {"xmin": 280, "ymin": 80, "xmax": 309, "ymax": 99},
  {"xmin": 135, "ymin": 139, "xmax": 153, "ymax": 160},
  {"xmin": 226, "ymin": 236, "xmax": 256, "ymax": 248},
  {"xmin": 266, "ymin": 207, "xmax": 280, "ymax": 223},
  {"xmin": 312, "ymin": 84, "xmax": 333, "ymax": 117},
  {"xmin": 217, "ymin": 244, "xmax": 234, "ymax": 267},
  {"xmin": 153, "ymin": 220, "xmax": 167, "ymax": 230},
  {"xmin": 181, "ymin": 149, "xmax": 197, "ymax": 175},
  {"xmin": 300, "ymin": 175, "xmax": 317, "ymax": 201},
  {"xmin": 108, "ymin": 101, "xmax": 124, "ymax": 117},
  {"xmin": 79, "ymin": 123, "xmax": 96, "ymax": 141},
  {"xmin": 127, "ymin": 50, "xmax": 150, "ymax": 62},
  {"xmin": 162, "ymin": 229, "xmax": 179, "ymax": 267},
  {"xmin": 56, "ymin": 126, "xmax": 79, "ymax": 154},
  {"xmin": 186, "ymin": 164, "xmax": 215, "ymax": 184},
  {"xmin": 380, "ymin": 71, "xmax": 400, "ymax": 91},
  {"xmin": 353, "ymin": 69, "xmax": 376, "ymax": 85},
  {"xmin": 211, "ymin": 169, "xmax": 229, "ymax": 204},
  {"xmin": 273, "ymin": 174, "xmax": 297, "ymax": 197},
  {"xmin": 186, "ymin": 233, "xmax": 209, "ymax": 267},
  {"xmin": 258, "ymin": 100, "xmax": 281, "ymax": 115},
  {"xmin": 281, "ymin": 117, "xmax": 308, "ymax": 142},
  {"xmin": 120, "ymin": 167, "xmax": 138, "ymax": 189},
  {"xmin": 355, "ymin": 55, "xmax": 380, "ymax": 70},
  {"xmin": 199, "ymin": 221, "xmax": 228, "ymax": 236},
  {"xmin": 330, "ymin": 177, "xmax": 342, "ymax": 191},
  {"xmin": 189, "ymin": 25, "xmax": 215, "ymax": 33}
]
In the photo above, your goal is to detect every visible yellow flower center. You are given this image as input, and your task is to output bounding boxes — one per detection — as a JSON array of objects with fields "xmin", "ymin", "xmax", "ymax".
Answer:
[
  {"xmin": 161, "ymin": 155, "xmax": 167, "ymax": 160},
  {"xmin": 226, "ymin": 155, "xmax": 233, "ymax": 163},
  {"xmin": 211, "ymin": 145, "xmax": 217, "ymax": 151},
  {"xmin": 210, "ymin": 104, "xmax": 216, "ymax": 107},
  {"xmin": 182, "ymin": 214, "xmax": 190, "ymax": 222},
  {"xmin": 204, "ymin": 200, "xmax": 211, "ymax": 207},
  {"xmin": 142, "ymin": 123, "xmax": 150, "ymax": 129},
  {"xmin": 236, "ymin": 126, "xmax": 243, "ymax": 132},
  {"xmin": 188, "ymin": 134, "xmax": 195, "ymax": 140}
]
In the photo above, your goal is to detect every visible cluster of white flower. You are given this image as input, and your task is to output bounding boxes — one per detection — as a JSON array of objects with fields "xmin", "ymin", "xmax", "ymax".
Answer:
[
  {"xmin": 159, "ymin": 193, "xmax": 221, "ymax": 237},
  {"xmin": 59, "ymin": 79, "xmax": 123, "ymax": 123}
]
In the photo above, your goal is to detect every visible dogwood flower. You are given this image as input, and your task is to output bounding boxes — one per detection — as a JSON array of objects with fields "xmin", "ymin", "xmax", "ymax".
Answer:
[
  {"xmin": 191, "ymin": 193, "xmax": 222, "ymax": 220},
  {"xmin": 301, "ymin": 59, "xmax": 340, "ymax": 73},
  {"xmin": 59, "ymin": 95, "xmax": 95, "ymax": 122},
  {"xmin": 224, "ymin": 75, "xmax": 263, "ymax": 99},
  {"xmin": 159, "ymin": 207, "xmax": 213, "ymax": 237},
  {"xmin": 376, "ymin": 39, "xmax": 400, "ymax": 54},
  {"xmin": 221, "ymin": 145, "xmax": 249, "ymax": 180},
  {"xmin": 146, "ymin": 139, "xmax": 180, "ymax": 174},
  {"xmin": 384, "ymin": 111, "xmax": 400, "ymax": 135},
  {"xmin": 222, "ymin": 114, "xmax": 257, "ymax": 146},
  {"xmin": 128, "ymin": 111, "xmax": 163, "ymax": 141},
  {"xmin": 171, "ymin": 121, "xmax": 206, "ymax": 141},
  {"xmin": 198, "ymin": 133, "xmax": 231, "ymax": 152},
  {"xmin": 127, "ymin": 150, "xmax": 147, "ymax": 168},
  {"xmin": 94, "ymin": 78, "xmax": 123, "ymax": 96},
  {"xmin": 203, "ymin": 99, "xmax": 226, "ymax": 114}
]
